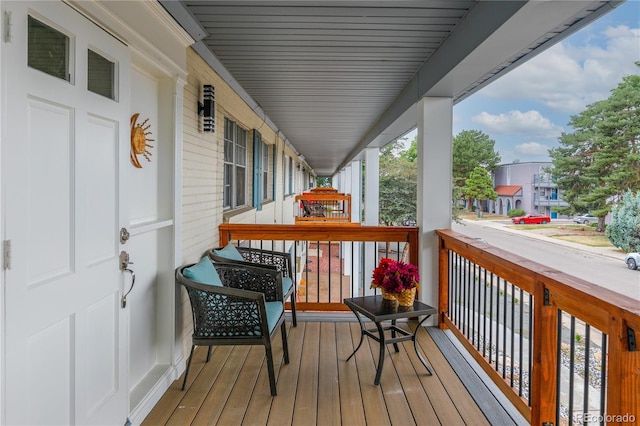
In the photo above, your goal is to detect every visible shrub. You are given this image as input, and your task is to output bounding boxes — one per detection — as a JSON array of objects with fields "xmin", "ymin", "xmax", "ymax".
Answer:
[
  {"xmin": 508, "ymin": 209, "xmax": 525, "ymax": 218},
  {"xmin": 606, "ymin": 190, "xmax": 640, "ymax": 252}
]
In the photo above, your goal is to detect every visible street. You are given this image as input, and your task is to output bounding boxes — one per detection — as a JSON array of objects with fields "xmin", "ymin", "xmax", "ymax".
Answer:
[{"xmin": 452, "ymin": 220, "xmax": 640, "ymax": 301}]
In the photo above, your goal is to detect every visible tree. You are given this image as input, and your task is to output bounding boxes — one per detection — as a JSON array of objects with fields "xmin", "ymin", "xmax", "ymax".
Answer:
[
  {"xmin": 452, "ymin": 130, "xmax": 501, "ymax": 210},
  {"xmin": 464, "ymin": 167, "xmax": 498, "ymax": 215},
  {"xmin": 550, "ymin": 65, "xmax": 640, "ymax": 231},
  {"xmin": 379, "ymin": 140, "xmax": 417, "ymax": 226},
  {"xmin": 316, "ymin": 176, "xmax": 332, "ymax": 187},
  {"xmin": 606, "ymin": 190, "xmax": 640, "ymax": 252},
  {"xmin": 400, "ymin": 139, "xmax": 417, "ymax": 162}
]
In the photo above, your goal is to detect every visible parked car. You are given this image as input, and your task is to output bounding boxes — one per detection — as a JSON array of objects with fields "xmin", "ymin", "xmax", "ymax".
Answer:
[
  {"xmin": 625, "ymin": 253, "xmax": 640, "ymax": 270},
  {"xmin": 573, "ymin": 213, "xmax": 596, "ymax": 225},
  {"xmin": 511, "ymin": 214, "xmax": 551, "ymax": 224}
]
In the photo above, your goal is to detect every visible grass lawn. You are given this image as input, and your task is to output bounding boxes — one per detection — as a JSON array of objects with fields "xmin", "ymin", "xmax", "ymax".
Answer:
[{"xmin": 508, "ymin": 224, "xmax": 615, "ymax": 247}]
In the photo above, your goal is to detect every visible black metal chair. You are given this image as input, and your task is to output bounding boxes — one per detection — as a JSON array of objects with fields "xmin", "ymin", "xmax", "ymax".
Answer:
[
  {"xmin": 209, "ymin": 245, "xmax": 298, "ymax": 326},
  {"xmin": 301, "ymin": 199, "xmax": 326, "ymax": 217},
  {"xmin": 177, "ymin": 261, "xmax": 289, "ymax": 396}
]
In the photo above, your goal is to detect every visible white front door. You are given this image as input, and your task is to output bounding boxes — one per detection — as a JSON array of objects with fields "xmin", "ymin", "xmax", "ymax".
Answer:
[{"xmin": 2, "ymin": 2, "xmax": 130, "ymax": 424}]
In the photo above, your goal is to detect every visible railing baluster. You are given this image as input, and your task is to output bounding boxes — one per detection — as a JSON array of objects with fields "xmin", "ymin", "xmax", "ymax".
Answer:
[
  {"xmin": 502, "ymin": 278, "xmax": 508, "ymax": 379},
  {"xmin": 528, "ymin": 292, "xmax": 533, "ymax": 407},
  {"xmin": 449, "ymin": 251, "xmax": 454, "ymax": 323},
  {"xmin": 583, "ymin": 323, "xmax": 591, "ymax": 418},
  {"xmin": 476, "ymin": 266, "xmax": 481, "ymax": 351},
  {"xmin": 556, "ymin": 310, "xmax": 563, "ymax": 426},
  {"xmin": 339, "ymin": 241, "xmax": 344, "ymax": 302},
  {"xmin": 510, "ymin": 282, "xmax": 515, "ymax": 388},
  {"xmin": 489, "ymin": 273, "xmax": 495, "ymax": 365},
  {"xmin": 569, "ymin": 315, "xmax": 576, "ymax": 422},
  {"xmin": 456, "ymin": 253, "xmax": 461, "ymax": 327},
  {"xmin": 471, "ymin": 262, "xmax": 475, "ymax": 342},
  {"xmin": 599, "ymin": 334, "xmax": 607, "ymax": 425},
  {"xmin": 483, "ymin": 268, "xmax": 488, "ymax": 358},
  {"xmin": 519, "ymin": 287, "xmax": 524, "ymax": 398},
  {"xmin": 328, "ymin": 240, "xmax": 332, "ymax": 303}
]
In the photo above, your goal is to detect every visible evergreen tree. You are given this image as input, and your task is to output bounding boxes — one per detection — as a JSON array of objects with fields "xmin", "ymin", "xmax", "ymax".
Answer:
[
  {"xmin": 452, "ymin": 130, "xmax": 501, "ymax": 210},
  {"xmin": 464, "ymin": 166, "xmax": 498, "ymax": 214},
  {"xmin": 550, "ymin": 65, "xmax": 640, "ymax": 231},
  {"xmin": 606, "ymin": 190, "xmax": 640, "ymax": 252}
]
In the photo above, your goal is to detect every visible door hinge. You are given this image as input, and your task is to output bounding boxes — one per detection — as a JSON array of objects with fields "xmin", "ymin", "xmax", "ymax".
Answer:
[{"xmin": 3, "ymin": 240, "xmax": 11, "ymax": 270}]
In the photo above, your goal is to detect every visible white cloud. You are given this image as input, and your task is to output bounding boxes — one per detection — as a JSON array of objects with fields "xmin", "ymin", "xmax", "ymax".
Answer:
[
  {"xmin": 515, "ymin": 142, "xmax": 550, "ymax": 156},
  {"xmin": 481, "ymin": 25, "xmax": 640, "ymax": 113},
  {"xmin": 472, "ymin": 110, "xmax": 563, "ymax": 139}
]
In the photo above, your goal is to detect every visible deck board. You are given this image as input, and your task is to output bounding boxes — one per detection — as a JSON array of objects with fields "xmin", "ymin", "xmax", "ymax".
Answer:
[{"xmin": 142, "ymin": 320, "xmax": 518, "ymax": 426}]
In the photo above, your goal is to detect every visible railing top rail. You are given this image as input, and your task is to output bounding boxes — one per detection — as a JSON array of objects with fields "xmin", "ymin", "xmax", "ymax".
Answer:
[
  {"xmin": 437, "ymin": 228, "xmax": 640, "ymax": 331},
  {"xmin": 295, "ymin": 193, "xmax": 351, "ymax": 201},
  {"xmin": 220, "ymin": 223, "xmax": 418, "ymax": 243}
]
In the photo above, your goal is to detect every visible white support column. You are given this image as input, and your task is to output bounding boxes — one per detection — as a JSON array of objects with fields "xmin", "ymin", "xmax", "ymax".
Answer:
[
  {"xmin": 364, "ymin": 148, "xmax": 379, "ymax": 226},
  {"xmin": 350, "ymin": 160, "xmax": 362, "ymax": 224},
  {"xmin": 417, "ymin": 97, "xmax": 453, "ymax": 322},
  {"xmin": 348, "ymin": 161, "xmax": 362, "ymax": 296},
  {"xmin": 363, "ymin": 148, "xmax": 379, "ymax": 295}
]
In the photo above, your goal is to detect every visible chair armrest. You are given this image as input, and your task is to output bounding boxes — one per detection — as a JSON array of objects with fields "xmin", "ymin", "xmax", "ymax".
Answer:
[{"xmin": 235, "ymin": 247, "xmax": 292, "ymax": 278}]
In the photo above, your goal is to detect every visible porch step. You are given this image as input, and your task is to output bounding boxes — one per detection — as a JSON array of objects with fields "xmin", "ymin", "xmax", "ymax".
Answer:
[{"xmin": 427, "ymin": 328, "xmax": 528, "ymax": 425}]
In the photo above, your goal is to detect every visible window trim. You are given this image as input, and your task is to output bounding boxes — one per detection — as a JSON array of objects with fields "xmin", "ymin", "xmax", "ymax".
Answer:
[
  {"xmin": 262, "ymin": 141, "xmax": 271, "ymax": 202},
  {"xmin": 223, "ymin": 117, "xmax": 248, "ymax": 210}
]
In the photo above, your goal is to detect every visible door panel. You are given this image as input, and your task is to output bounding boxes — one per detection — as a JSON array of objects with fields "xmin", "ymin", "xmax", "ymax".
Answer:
[
  {"xmin": 27, "ymin": 316, "xmax": 73, "ymax": 426},
  {"xmin": 85, "ymin": 293, "xmax": 119, "ymax": 414},
  {"xmin": 2, "ymin": 2, "xmax": 130, "ymax": 424},
  {"xmin": 26, "ymin": 98, "xmax": 73, "ymax": 286},
  {"xmin": 85, "ymin": 115, "xmax": 119, "ymax": 264}
]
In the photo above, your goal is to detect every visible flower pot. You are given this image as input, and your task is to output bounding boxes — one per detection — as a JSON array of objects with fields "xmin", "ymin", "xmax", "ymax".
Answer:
[
  {"xmin": 381, "ymin": 289, "xmax": 396, "ymax": 301},
  {"xmin": 396, "ymin": 287, "xmax": 416, "ymax": 307}
]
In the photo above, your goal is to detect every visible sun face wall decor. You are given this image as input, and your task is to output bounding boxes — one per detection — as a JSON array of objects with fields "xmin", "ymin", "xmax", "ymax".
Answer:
[{"xmin": 130, "ymin": 113, "xmax": 154, "ymax": 168}]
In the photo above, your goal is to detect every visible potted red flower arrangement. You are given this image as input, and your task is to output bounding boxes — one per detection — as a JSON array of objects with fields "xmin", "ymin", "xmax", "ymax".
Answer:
[{"xmin": 371, "ymin": 258, "xmax": 420, "ymax": 306}]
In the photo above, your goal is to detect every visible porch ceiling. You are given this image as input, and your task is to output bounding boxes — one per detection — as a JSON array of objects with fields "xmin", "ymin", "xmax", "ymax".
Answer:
[{"xmin": 160, "ymin": 1, "xmax": 620, "ymax": 176}]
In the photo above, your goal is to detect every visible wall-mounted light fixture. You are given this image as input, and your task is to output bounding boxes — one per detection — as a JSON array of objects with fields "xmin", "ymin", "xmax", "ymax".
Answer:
[
  {"xmin": 296, "ymin": 163, "xmax": 301, "ymax": 171},
  {"xmin": 197, "ymin": 84, "xmax": 215, "ymax": 133}
]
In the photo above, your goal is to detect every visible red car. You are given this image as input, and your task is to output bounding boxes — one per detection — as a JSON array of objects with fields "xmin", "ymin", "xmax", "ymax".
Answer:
[{"xmin": 511, "ymin": 214, "xmax": 551, "ymax": 224}]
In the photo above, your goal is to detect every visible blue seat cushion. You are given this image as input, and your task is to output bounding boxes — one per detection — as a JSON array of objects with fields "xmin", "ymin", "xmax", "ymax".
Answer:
[
  {"xmin": 183, "ymin": 257, "xmax": 222, "ymax": 286},
  {"xmin": 282, "ymin": 276, "xmax": 293, "ymax": 295},
  {"xmin": 214, "ymin": 243, "xmax": 244, "ymax": 261},
  {"xmin": 265, "ymin": 301, "xmax": 284, "ymax": 333}
]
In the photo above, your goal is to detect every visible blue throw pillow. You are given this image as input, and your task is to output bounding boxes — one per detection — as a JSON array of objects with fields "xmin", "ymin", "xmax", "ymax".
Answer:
[
  {"xmin": 214, "ymin": 243, "xmax": 244, "ymax": 261},
  {"xmin": 183, "ymin": 257, "xmax": 222, "ymax": 286}
]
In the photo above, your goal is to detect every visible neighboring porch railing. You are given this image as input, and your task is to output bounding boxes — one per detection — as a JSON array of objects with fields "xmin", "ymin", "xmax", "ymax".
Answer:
[
  {"xmin": 436, "ymin": 229, "xmax": 640, "ymax": 425},
  {"xmin": 294, "ymin": 192, "xmax": 352, "ymax": 223},
  {"xmin": 219, "ymin": 223, "xmax": 418, "ymax": 311}
]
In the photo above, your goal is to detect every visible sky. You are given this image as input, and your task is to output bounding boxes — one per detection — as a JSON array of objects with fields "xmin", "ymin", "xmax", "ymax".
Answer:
[{"xmin": 450, "ymin": 1, "xmax": 640, "ymax": 165}]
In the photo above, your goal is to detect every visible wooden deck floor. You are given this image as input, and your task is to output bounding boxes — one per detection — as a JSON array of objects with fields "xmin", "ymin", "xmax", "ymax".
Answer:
[{"xmin": 142, "ymin": 319, "xmax": 514, "ymax": 425}]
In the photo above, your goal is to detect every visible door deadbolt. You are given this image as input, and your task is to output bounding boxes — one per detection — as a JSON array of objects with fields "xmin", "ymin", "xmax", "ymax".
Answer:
[{"xmin": 120, "ymin": 227, "xmax": 130, "ymax": 244}]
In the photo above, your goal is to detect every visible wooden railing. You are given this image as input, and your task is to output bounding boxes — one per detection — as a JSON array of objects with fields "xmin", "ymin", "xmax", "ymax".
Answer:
[
  {"xmin": 436, "ymin": 229, "xmax": 639, "ymax": 425},
  {"xmin": 219, "ymin": 223, "xmax": 418, "ymax": 310},
  {"xmin": 294, "ymin": 192, "xmax": 352, "ymax": 223},
  {"xmin": 216, "ymin": 223, "xmax": 638, "ymax": 423}
]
